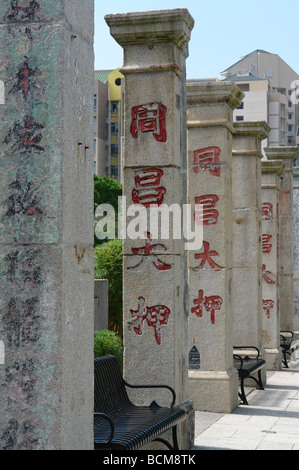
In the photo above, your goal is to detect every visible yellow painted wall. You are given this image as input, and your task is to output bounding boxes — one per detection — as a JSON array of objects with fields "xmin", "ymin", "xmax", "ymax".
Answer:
[{"xmin": 108, "ymin": 68, "xmax": 124, "ymax": 102}]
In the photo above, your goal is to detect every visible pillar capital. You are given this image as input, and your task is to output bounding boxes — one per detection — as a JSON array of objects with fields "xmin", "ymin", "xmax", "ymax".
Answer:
[
  {"xmin": 187, "ymin": 81, "xmax": 244, "ymax": 110},
  {"xmin": 262, "ymin": 160, "xmax": 285, "ymax": 177},
  {"xmin": 105, "ymin": 9, "xmax": 194, "ymax": 51},
  {"xmin": 264, "ymin": 146, "xmax": 299, "ymax": 164},
  {"xmin": 232, "ymin": 121, "xmax": 270, "ymax": 158},
  {"xmin": 233, "ymin": 121, "xmax": 271, "ymax": 140}
]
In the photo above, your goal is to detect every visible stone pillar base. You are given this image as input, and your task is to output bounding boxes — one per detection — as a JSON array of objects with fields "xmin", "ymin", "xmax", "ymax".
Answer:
[
  {"xmin": 188, "ymin": 368, "xmax": 238, "ymax": 413},
  {"xmin": 265, "ymin": 348, "xmax": 282, "ymax": 371}
]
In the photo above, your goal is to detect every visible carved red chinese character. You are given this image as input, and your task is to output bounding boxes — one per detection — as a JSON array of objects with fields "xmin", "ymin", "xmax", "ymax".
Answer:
[
  {"xmin": 128, "ymin": 297, "xmax": 171, "ymax": 345},
  {"xmin": 132, "ymin": 168, "xmax": 166, "ymax": 207},
  {"xmin": 262, "ymin": 234, "xmax": 272, "ymax": 254},
  {"xmin": 194, "ymin": 195, "xmax": 219, "ymax": 226},
  {"xmin": 262, "ymin": 203, "xmax": 273, "ymax": 220},
  {"xmin": 191, "ymin": 289, "xmax": 223, "ymax": 324},
  {"xmin": 191, "ymin": 241, "xmax": 224, "ymax": 272},
  {"xmin": 262, "ymin": 299, "xmax": 275, "ymax": 319},
  {"xmin": 262, "ymin": 264, "xmax": 275, "ymax": 285},
  {"xmin": 193, "ymin": 146, "xmax": 221, "ymax": 177},
  {"xmin": 127, "ymin": 232, "xmax": 172, "ymax": 272},
  {"xmin": 130, "ymin": 103, "xmax": 167, "ymax": 142}
]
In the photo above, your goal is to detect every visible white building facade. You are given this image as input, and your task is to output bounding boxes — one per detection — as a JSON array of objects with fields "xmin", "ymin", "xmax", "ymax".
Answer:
[{"xmin": 221, "ymin": 50, "xmax": 299, "ymax": 158}]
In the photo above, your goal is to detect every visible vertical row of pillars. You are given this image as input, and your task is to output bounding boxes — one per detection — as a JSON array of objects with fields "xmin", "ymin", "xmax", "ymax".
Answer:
[{"xmin": 106, "ymin": 9, "xmax": 299, "ymax": 450}]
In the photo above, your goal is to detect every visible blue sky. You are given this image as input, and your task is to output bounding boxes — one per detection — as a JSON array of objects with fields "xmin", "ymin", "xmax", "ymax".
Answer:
[{"xmin": 94, "ymin": 0, "xmax": 299, "ymax": 79}]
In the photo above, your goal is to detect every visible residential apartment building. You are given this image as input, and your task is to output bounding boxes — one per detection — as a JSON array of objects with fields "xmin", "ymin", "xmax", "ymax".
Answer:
[
  {"xmin": 221, "ymin": 50, "xmax": 299, "ymax": 157},
  {"xmin": 93, "ymin": 68, "xmax": 124, "ymax": 181}
]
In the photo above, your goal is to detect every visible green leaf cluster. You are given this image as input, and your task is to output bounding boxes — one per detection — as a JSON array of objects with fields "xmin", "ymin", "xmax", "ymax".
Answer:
[
  {"xmin": 94, "ymin": 239, "xmax": 123, "ymax": 336},
  {"xmin": 94, "ymin": 174, "xmax": 122, "ymax": 213},
  {"xmin": 94, "ymin": 330, "xmax": 123, "ymax": 371}
]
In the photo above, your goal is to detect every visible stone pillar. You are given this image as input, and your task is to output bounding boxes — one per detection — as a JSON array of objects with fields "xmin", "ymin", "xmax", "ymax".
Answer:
[
  {"xmin": 105, "ymin": 9, "xmax": 194, "ymax": 449},
  {"xmin": 261, "ymin": 160, "xmax": 285, "ymax": 370},
  {"xmin": 232, "ymin": 122, "xmax": 270, "ymax": 370},
  {"xmin": 293, "ymin": 168, "xmax": 299, "ymax": 332},
  {"xmin": 0, "ymin": 1, "xmax": 94, "ymax": 450},
  {"xmin": 265, "ymin": 147, "xmax": 299, "ymax": 331},
  {"xmin": 187, "ymin": 82, "xmax": 244, "ymax": 413}
]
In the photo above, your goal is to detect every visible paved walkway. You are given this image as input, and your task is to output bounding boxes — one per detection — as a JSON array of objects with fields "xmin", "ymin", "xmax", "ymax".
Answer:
[{"xmin": 193, "ymin": 350, "xmax": 299, "ymax": 450}]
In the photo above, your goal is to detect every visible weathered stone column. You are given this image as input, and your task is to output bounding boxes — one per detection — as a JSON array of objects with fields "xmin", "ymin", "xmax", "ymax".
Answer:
[
  {"xmin": 0, "ymin": 1, "xmax": 94, "ymax": 450},
  {"xmin": 293, "ymin": 168, "xmax": 299, "ymax": 332},
  {"xmin": 106, "ymin": 9, "xmax": 194, "ymax": 449},
  {"xmin": 187, "ymin": 82, "xmax": 244, "ymax": 413},
  {"xmin": 232, "ymin": 122, "xmax": 270, "ymax": 370},
  {"xmin": 261, "ymin": 160, "xmax": 285, "ymax": 370},
  {"xmin": 265, "ymin": 147, "xmax": 299, "ymax": 331}
]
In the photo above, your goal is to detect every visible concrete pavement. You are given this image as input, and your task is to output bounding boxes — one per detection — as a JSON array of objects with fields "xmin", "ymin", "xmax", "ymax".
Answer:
[{"xmin": 193, "ymin": 349, "xmax": 299, "ymax": 450}]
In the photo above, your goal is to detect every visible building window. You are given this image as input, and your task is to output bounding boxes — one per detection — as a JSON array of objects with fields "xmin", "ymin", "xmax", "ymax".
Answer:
[
  {"xmin": 237, "ymin": 84, "xmax": 249, "ymax": 92},
  {"xmin": 94, "ymin": 139, "xmax": 97, "ymax": 154},
  {"xmin": 288, "ymin": 125, "xmax": 293, "ymax": 132},
  {"xmin": 288, "ymin": 113, "xmax": 293, "ymax": 120},
  {"xmin": 111, "ymin": 165, "xmax": 118, "ymax": 179},
  {"xmin": 94, "ymin": 94, "xmax": 97, "ymax": 111},
  {"xmin": 111, "ymin": 101, "xmax": 119, "ymax": 113},
  {"xmin": 236, "ymin": 116, "xmax": 244, "ymax": 121},
  {"xmin": 237, "ymin": 102, "xmax": 244, "ymax": 110},
  {"xmin": 288, "ymin": 101, "xmax": 292, "ymax": 108},
  {"xmin": 111, "ymin": 122, "xmax": 119, "ymax": 134},
  {"xmin": 111, "ymin": 144, "xmax": 119, "ymax": 156},
  {"xmin": 94, "ymin": 161, "xmax": 97, "ymax": 173},
  {"xmin": 94, "ymin": 116, "xmax": 97, "ymax": 133}
]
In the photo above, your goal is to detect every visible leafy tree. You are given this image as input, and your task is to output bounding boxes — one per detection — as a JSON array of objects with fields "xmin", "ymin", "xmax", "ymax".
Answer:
[
  {"xmin": 94, "ymin": 174, "xmax": 122, "ymax": 213},
  {"xmin": 94, "ymin": 175, "xmax": 122, "ymax": 246},
  {"xmin": 94, "ymin": 239, "xmax": 123, "ymax": 337},
  {"xmin": 94, "ymin": 330, "xmax": 123, "ymax": 371}
]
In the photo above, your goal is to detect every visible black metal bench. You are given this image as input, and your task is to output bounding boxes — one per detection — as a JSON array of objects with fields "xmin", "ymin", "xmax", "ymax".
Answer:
[
  {"xmin": 233, "ymin": 346, "xmax": 266, "ymax": 405},
  {"xmin": 94, "ymin": 355, "xmax": 186, "ymax": 450},
  {"xmin": 280, "ymin": 331, "xmax": 294, "ymax": 368}
]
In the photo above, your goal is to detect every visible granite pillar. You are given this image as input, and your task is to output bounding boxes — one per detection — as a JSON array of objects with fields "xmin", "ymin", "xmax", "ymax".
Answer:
[
  {"xmin": 261, "ymin": 160, "xmax": 285, "ymax": 370},
  {"xmin": 293, "ymin": 167, "xmax": 299, "ymax": 332},
  {"xmin": 0, "ymin": 0, "xmax": 94, "ymax": 450},
  {"xmin": 265, "ymin": 147, "xmax": 299, "ymax": 332},
  {"xmin": 106, "ymin": 9, "xmax": 194, "ymax": 449},
  {"xmin": 232, "ymin": 122, "xmax": 270, "ymax": 368},
  {"xmin": 187, "ymin": 82, "xmax": 244, "ymax": 413}
]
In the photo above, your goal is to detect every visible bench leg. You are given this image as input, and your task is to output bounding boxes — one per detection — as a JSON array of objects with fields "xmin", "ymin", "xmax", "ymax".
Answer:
[
  {"xmin": 282, "ymin": 349, "xmax": 290, "ymax": 368},
  {"xmin": 239, "ymin": 372, "xmax": 264, "ymax": 405},
  {"xmin": 172, "ymin": 425, "xmax": 179, "ymax": 450},
  {"xmin": 257, "ymin": 370, "xmax": 264, "ymax": 390},
  {"xmin": 153, "ymin": 426, "xmax": 180, "ymax": 450},
  {"xmin": 239, "ymin": 378, "xmax": 248, "ymax": 405}
]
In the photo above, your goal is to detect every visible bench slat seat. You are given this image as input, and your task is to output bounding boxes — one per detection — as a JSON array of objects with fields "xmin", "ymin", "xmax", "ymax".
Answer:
[
  {"xmin": 94, "ymin": 355, "xmax": 186, "ymax": 450},
  {"xmin": 233, "ymin": 346, "xmax": 265, "ymax": 405}
]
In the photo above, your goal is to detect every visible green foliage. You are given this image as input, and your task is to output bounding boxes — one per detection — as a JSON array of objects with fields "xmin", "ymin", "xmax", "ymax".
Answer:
[
  {"xmin": 94, "ymin": 174, "xmax": 122, "ymax": 213},
  {"xmin": 94, "ymin": 239, "xmax": 123, "ymax": 336},
  {"xmin": 94, "ymin": 175, "xmax": 122, "ymax": 246},
  {"xmin": 94, "ymin": 330, "xmax": 123, "ymax": 370}
]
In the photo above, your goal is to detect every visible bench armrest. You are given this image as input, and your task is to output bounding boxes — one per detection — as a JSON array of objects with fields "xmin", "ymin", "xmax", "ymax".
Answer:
[
  {"xmin": 94, "ymin": 412, "xmax": 115, "ymax": 443},
  {"xmin": 234, "ymin": 345, "xmax": 261, "ymax": 360},
  {"xmin": 123, "ymin": 381, "xmax": 176, "ymax": 408},
  {"xmin": 233, "ymin": 354, "xmax": 244, "ymax": 369}
]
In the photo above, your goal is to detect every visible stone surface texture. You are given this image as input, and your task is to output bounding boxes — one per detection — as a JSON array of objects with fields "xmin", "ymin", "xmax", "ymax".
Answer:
[{"xmin": 0, "ymin": 0, "xmax": 94, "ymax": 450}]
